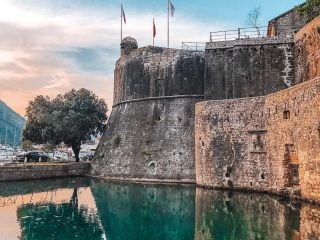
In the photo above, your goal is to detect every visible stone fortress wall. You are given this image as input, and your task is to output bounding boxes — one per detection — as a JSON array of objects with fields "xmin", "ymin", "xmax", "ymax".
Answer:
[
  {"xmin": 195, "ymin": 16, "xmax": 320, "ymax": 202},
  {"xmin": 295, "ymin": 16, "xmax": 320, "ymax": 83},
  {"xmin": 205, "ymin": 37, "xmax": 295, "ymax": 100},
  {"xmin": 92, "ymin": 4, "xmax": 320, "ymax": 203},
  {"xmin": 93, "ymin": 39, "xmax": 204, "ymax": 182},
  {"xmin": 92, "ymin": 22, "xmax": 299, "ymax": 183}
]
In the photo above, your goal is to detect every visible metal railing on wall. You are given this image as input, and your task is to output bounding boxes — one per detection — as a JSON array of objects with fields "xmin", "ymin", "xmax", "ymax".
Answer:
[
  {"xmin": 181, "ymin": 42, "xmax": 206, "ymax": 52},
  {"xmin": 210, "ymin": 26, "xmax": 268, "ymax": 42}
]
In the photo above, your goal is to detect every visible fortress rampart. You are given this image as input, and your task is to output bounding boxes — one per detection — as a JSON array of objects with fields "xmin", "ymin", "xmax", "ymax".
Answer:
[
  {"xmin": 93, "ymin": 8, "xmax": 320, "ymax": 203},
  {"xmin": 196, "ymin": 77, "xmax": 320, "ymax": 199},
  {"xmin": 93, "ymin": 39, "xmax": 205, "ymax": 182},
  {"xmin": 295, "ymin": 16, "xmax": 320, "ymax": 83},
  {"xmin": 205, "ymin": 37, "xmax": 295, "ymax": 100},
  {"xmin": 195, "ymin": 16, "xmax": 320, "ymax": 202}
]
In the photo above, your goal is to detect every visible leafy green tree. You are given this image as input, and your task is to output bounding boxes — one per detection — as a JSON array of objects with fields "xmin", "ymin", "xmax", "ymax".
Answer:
[
  {"xmin": 298, "ymin": 0, "xmax": 320, "ymax": 23},
  {"xmin": 23, "ymin": 89, "xmax": 108, "ymax": 162},
  {"xmin": 23, "ymin": 95, "xmax": 60, "ymax": 146}
]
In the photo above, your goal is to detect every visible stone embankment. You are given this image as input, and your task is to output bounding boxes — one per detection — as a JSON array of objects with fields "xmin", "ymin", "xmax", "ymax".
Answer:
[{"xmin": 0, "ymin": 162, "xmax": 90, "ymax": 181}]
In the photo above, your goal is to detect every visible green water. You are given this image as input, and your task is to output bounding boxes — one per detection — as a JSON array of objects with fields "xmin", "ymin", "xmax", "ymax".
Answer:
[{"xmin": 0, "ymin": 178, "xmax": 317, "ymax": 240}]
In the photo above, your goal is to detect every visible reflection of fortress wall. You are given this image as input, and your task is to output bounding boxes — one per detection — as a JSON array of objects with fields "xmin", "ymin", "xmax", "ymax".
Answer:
[
  {"xmin": 91, "ymin": 180, "xmax": 195, "ymax": 240},
  {"xmin": 195, "ymin": 188, "xmax": 299, "ymax": 240},
  {"xmin": 93, "ymin": 38, "xmax": 204, "ymax": 182}
]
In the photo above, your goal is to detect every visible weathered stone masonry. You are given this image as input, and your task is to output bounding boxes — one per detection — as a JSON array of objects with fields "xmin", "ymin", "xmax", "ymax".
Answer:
[
  {"xmin": 93, "ymin": 11, "xmax": 320, "ymax": 203},
  {"xmin": 205, "ymin": 37, "xmax": 295, "ymax": 100},
  {"xmin": 196, "ymin": 77, "xmax": 320, "ymax": 196},
  {"xmin": 295, "ymin": 16, "xmax": 320, "ymax": 83},
  {"xmin": 93, "ymin": 38, "xmax": 204, "ymax": 182},
  {"xmin": 195, "ymin": 17, "xmax": 320, "ymax": 202}
]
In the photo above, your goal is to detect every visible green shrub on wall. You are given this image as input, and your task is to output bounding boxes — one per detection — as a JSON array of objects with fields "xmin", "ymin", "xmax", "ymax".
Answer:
[{"xmin": 298, "ymin": 0, "xmax": 320, "ymax": 23}]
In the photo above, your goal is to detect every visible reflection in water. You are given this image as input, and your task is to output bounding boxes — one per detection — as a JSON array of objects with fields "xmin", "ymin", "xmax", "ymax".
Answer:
[
  {"xmin": 17, "ymin": 188, "xmax": 105, "ymax": 240},
  {"xmin": 91, "ymin": 180, "xmax": 195, "ymax": 240},
  {"xmin": 195, "ymin": 189, "xmax": 301, "ymax": 240},
  {"xmin": 0, "ymin": 178, "xmax": 320, "ymax": 239}
]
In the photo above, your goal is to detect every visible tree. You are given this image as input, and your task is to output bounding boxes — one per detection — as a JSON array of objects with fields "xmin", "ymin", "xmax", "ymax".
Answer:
[
  {"xmin": 22, "ymin": 140, "xmax": 33, "ymax": 151},
  {"xmin": 298, "ymin": 0, "xmax": 320, "ymax": 23},
  {"xmin": 247, "ymin": 7, "xmax": 261, "ymax": 37},
  {"xmin": 17, "ymin": 188, "xmax": 105, "ymax": 240},
  {"xmin": 23, "ymin": 89, "xmax": 108, "ymax": 162}
]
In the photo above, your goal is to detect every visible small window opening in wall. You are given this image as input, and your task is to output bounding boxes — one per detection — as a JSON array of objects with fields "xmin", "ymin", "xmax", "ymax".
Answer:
[
  {"xmin": 201, "ymin": 141, "xmax": 205, "ymax": 147},
  {"xmin": 283, "ymin": 110, "xmax": 290, "ymax": 119},
  {"xmin": 156, "ymin": 116, "xmax": 161, "ymax": 121},
  {"xmin": 225, "ymin": 166, "xmax": 232, "ymax": 178},
  {"xmin": 179, "ymin": 152, "xmax": 182, "ymax": 156},
  {"xmin": 261, "ymin": 173, "xmax": 265, "ymax": 180},
  {"xmin": 250, "ymin": 182, "xmax": 253, "ymax": 187}
]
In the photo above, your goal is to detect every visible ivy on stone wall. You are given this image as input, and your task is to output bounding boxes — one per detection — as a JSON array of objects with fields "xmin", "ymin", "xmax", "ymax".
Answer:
[{"xmin": 298, "ymin": 0, "xmax": 320, "ymax": 23}]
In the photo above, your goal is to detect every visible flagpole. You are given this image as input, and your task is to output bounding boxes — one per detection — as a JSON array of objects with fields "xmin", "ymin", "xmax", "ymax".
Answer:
[
  {"xmin": 121, "ymin": 4, "xmax": 123, "ymax": 42},
  {"xmin": 167, "ymin": 0, "xmax": 169, "ymax": 49},
  {"xmin": 153, "ymin": 18, "xmax": 155, "ymax": 46}
]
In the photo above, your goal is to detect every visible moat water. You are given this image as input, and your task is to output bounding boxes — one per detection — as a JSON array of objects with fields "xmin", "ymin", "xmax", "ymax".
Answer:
[{"xmin": 0, "ymin": 178, "xmax": 319, "ymax": 240}]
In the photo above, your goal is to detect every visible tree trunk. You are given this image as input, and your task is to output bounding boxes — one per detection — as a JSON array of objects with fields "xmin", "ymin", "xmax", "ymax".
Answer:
[
  {"xmin": 71, "ymin": 143, "xmax": 81, "ymax": 162},
  {"xmin": 70, "ymin": 188, "xmax": 78, "ymax": 209}
]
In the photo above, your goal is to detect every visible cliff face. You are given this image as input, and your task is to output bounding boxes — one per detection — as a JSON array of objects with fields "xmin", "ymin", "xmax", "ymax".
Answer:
[
  {"xmin": 0, "ymin": 100, "xmax": 25, "ymax": 146},
  {"xmin": 92, "ymin": 38, "xmax": 205, "ymax": 182}
]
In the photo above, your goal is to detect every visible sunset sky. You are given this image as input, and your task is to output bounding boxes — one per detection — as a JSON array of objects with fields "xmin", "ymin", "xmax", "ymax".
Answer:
[{"xmin": 0, "ymin": 0, "xmax": 303, "ymax": 117}]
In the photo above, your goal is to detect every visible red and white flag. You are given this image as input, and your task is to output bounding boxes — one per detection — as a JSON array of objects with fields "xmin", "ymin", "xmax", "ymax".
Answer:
[{"xmin": 121, "ymin": 4, "xmax": 126, "ymax": 24}]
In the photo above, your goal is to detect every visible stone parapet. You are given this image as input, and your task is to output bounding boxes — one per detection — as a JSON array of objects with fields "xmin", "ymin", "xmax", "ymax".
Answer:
[{"xmin": 0, "ymin": 162, "xmax": 91, "ymax": 181}]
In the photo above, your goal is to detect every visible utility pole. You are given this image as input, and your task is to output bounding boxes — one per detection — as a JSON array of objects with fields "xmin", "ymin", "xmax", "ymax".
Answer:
[{"xmin": 167, "ymin": 0, "xmax": 170, "ymax": 49}]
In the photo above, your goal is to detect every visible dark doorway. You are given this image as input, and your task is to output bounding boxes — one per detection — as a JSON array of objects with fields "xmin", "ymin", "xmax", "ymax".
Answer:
[{"xmin": 289, "ymin": 164, "xmax": 300, "ymax": 186}]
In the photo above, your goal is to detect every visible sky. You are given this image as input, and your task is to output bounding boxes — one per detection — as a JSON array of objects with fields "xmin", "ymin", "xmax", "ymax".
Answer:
[{"xmin": 0, "ymin": 0, "xmax": 304, "ymax": 116}]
